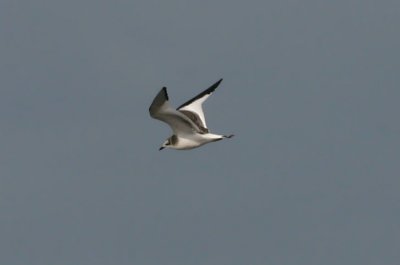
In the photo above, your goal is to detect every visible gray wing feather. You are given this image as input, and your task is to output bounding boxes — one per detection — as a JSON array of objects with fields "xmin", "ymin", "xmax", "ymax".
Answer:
[{"xmin": 149, "ymin": 87, "xmax": 202, "ymax": 135}]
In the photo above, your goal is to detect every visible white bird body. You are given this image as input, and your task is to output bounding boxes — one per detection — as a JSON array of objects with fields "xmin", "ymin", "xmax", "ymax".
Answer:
[
  {"xmin": 167, "ymin": 133, "xmax": 225, "ymax": 150},
  {"xmin": 149, "ymin": 79, "xmax": 233, "ymax": 150}
]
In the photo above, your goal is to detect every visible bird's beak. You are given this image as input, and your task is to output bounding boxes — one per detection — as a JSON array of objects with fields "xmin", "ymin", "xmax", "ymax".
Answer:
[{"xmin": 159, "ymin": 146, "xmax": 165, "ymax": 151}]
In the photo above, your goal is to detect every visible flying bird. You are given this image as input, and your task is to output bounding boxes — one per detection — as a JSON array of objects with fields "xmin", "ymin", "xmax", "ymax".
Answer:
[{"xmin": 149, "ymin": 79, "xmax": 234, "ymax": 150}]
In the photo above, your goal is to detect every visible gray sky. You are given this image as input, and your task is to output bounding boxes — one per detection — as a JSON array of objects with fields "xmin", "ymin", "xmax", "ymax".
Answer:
[{"xmin": 1, "ymin": 0, "xmax": 399, "ymax": 264}]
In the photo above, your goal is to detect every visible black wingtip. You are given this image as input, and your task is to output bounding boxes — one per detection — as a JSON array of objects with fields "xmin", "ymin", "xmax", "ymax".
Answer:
[
  {"xmin": 210, "ymin": 78, "xmax": 223, "ymax": 90},
  {"xmin": 162, "ymin": 87, "xmax": 168, "ymax": 100},
  {"xmin": 209, "ymin": 78, "xmax": 223, "ymax": 92},
  {"xmin": 176, "ymin": 78, "xmax": 224, "ymax": 110}
]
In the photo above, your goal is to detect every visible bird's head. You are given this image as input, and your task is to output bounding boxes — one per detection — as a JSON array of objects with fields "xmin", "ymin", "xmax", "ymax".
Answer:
[{"xmin": 159, "ymin": 138, "xmax": 171, "ymax": 151}]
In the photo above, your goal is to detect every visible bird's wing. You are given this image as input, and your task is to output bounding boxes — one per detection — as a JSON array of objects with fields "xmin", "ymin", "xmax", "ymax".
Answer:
[
  {"xmin": 177, "ymin": 79, "xmax": 222, "ymax": 129},
  {"xmin": 149, "ymin": 87, "xmax": 200, "ymax": 136}
]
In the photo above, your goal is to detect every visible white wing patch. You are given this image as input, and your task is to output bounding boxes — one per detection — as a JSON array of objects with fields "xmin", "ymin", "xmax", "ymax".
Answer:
[
  {"xmin": 178, "ymin": 93, "xmax": 211, "ymax": 128},
  {"xmin": 177, "ymin": 79, "xmax": 223, "ymax": 129}
]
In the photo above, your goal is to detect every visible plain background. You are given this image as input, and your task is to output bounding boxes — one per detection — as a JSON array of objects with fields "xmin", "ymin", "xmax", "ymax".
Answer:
[{"xmin": 1, "ymin": 0, "xmax": 399, "ymax": 264}]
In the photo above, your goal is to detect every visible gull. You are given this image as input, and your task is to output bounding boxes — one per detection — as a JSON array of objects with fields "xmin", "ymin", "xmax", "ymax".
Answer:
[{"xmin": 149, "ymin": 79, "xmax": 234, "ymax": 150}]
